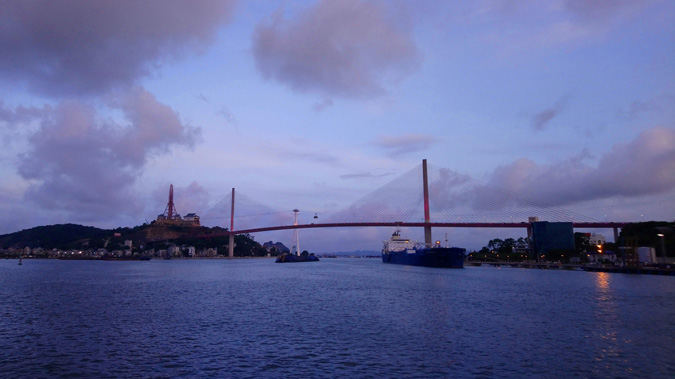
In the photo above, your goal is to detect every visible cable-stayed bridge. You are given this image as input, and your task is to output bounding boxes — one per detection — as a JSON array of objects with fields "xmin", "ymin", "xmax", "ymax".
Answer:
[{"xmin": 199, "ymin": 160, "xmax": 628, "ymax": 256}]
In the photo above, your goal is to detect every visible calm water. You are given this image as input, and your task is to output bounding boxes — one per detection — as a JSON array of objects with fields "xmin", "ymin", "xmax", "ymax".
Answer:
[{"xmin": 1, "ymin": 259, "xmax": 673, "ymax": 378}]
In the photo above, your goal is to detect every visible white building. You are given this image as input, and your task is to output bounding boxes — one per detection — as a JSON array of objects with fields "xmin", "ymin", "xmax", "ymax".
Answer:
[
  {"xmin": 588, "ymin": 233, "xmax": 606, "ymax": 245},
  {"xmin": 168, "ymin": 245, "xmax": 181, "ymax": 257},
  {"xmin": 587, "ymin": 251, "xmax": 617, "ymax": 263},
  {"xmin": 637, "ymin": 247, "xmax": 656, "ymax": 263}
]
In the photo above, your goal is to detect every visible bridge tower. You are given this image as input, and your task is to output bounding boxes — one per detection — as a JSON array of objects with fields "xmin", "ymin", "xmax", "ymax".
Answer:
[
  {"xmin": 229, "ymin": 188, "xmax": 235, "ymax": 258},
  {"xmin": 423, "ymin": 159, "xmax": 432, "ymax": 247}
]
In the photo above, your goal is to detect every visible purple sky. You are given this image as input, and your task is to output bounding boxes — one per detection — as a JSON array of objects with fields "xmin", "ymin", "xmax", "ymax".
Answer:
[{"xmin": 1, "ymin": 0, "xmax": 673, "ymax": 252}]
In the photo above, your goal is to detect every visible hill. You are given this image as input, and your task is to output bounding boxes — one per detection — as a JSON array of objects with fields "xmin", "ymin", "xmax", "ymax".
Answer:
[
  {"xmin": 0, "ymin": 224, "xmax": 111, "ymax": 250},
  {"xmin": 0, "ymin": 223, "xmax": 272, "ymax": 257}
]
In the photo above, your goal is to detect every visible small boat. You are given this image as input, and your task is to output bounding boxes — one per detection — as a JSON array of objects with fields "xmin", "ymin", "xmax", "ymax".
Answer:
[
  {"xmin": 381, "ymin": 230, "xmax": 465, "ymax": 268},
  {"xmin": 275, "ymin": 252, "xmax": 319, "ymax": 263}
]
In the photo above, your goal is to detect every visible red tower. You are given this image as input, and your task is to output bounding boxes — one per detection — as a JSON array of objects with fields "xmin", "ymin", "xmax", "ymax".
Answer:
[{"xmin": 163, "ymin": 184, "xmax": 179, "ymax": 219}]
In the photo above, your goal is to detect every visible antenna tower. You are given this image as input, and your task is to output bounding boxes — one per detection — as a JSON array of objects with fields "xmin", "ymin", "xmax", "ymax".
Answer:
[{"xmin": 163, "ymin": 184, "xmax": 179, "ymax": 219}]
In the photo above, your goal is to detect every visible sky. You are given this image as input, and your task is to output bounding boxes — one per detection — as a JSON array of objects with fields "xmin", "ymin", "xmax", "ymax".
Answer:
[{"xmin": 1, "ymin": 0, "xmax": 673, "ymax": 252}]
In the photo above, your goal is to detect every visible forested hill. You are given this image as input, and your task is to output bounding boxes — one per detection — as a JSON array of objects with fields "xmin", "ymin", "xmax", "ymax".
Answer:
[
  {"xmin": 0, "ymin": 223, "xmax": 270, "ymax": 257},
  {"xmin": 0, "ymin": 224, "xmax": 110, "ymax": 249}
]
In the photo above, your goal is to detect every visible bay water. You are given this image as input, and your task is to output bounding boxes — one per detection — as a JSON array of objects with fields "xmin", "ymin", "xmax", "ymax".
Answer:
[{"xmin": 1, "ymin": 258, "xmax": 673, "ymax": 378}]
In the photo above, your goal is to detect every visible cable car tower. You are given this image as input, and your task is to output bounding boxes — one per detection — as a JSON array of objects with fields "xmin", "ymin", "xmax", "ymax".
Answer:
[{"xmin": 291, "ymin": 209, "xmax": 300, "ymax": 256}]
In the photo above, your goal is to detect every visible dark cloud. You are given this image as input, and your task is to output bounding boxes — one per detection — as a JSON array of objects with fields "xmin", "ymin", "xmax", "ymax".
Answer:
[
  {"xmin": 489, "ymin": 127, "xmax": 675, "ymax": 205},
  {"xmin": 14, "ymin": 87, "xmax": 200, "ymax": 220},
  {"xmin": 253, "ymin": 0, "xmax": 421, "ymax": 98},
  {"xmin": 375, "ymin": 134, "xmax": 437, "ymax": 155},
  {"xmin": 0, "ymin": 0, "xmax": 236, "ymax": 96}
]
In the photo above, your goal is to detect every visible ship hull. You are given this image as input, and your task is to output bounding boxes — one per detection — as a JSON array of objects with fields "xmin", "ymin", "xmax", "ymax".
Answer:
[{"xmin": 382, "ymin": 247, "xmax": 465, "ymax": 268}]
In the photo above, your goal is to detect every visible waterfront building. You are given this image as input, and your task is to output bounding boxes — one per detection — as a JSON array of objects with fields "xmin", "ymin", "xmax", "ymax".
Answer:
[
  {"xmin": 586, "ymin": 233, "xmax": 606, "ymax": 246},
  {"xmin": 587, "ymin": 250, "xmax": 617, "ymax": 264},
  {"xmin": 637, "ymin": 246, "xmax": 656, "ymax": 263},
  {"xmin": 530, "ymin": 221, "xmax": 575, "ymax": 256}
]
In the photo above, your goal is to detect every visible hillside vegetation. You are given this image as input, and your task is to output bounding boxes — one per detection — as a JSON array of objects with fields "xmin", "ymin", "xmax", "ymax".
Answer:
[{"xmin": 0, "ymin": 223, "xmax": 270, "ymax": 257}]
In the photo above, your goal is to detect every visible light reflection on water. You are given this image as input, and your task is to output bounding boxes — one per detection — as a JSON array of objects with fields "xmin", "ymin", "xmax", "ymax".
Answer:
[
  {"xmin": 0, "ymin": 259, "xmax": 673, "ymax": 378},
  {"xmin": 595, "ymin": 271, "xmax": 610, "ymax": 290}
]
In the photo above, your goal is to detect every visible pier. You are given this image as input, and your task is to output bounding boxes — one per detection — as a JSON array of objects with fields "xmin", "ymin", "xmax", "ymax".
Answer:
[{"xmin": 467, "ymin": 261, "xmax": 675, "ymax": 276}]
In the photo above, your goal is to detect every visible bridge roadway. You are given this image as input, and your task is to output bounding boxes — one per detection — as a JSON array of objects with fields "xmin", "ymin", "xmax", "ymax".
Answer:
[{"xmin": 198, "ymin": 222, "xmax": 629, "ymax": 237}]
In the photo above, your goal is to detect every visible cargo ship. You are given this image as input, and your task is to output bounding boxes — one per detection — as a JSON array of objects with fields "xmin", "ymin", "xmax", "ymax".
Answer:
[{"xmin": 381, "ymin": 230, "xmax": 465, "ymax": 268}]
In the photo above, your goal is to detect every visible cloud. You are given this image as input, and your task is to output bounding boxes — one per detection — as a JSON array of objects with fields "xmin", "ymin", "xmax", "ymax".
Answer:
[
  {"xmin": 532, "ymin": 99, "xmax": 567, "ymax": 131},
  {"xmin": 622, "ymin": 94, "xmax": 674, "ymax": 119},
  {"xmin": 562, "ymin": 0, "xmax": 649, "ymax": 23},
  {"xmin": 0, "ymin": 0, "xmax": 236, "ymax": 96},
  {"xmin": 472, "ymin": 0, "xmax": 656, "ymax": 53},
  {"xmin": 0, "ymin": 101, "xmax": 49, "ymax": 125},
  {"xmin": 488, "ymin": 127, "xmax": 675, "ymax": 205},
  {"xmin": 293, "ymin": 151, "xmax": 339, "ymax": 164},
  {"xmin": 13, "ymin": 87, "xmax": 200, "ymax": 221},
  {"xmin": 252, "ymin": 0, "xmax": 420, "ymax": 98},
  {"xmin": 265, "ymin": 142, "xmax": 339, "ymax": 164},
  {"xmin": 107, "ymin": 87, "xmax": 201, "ymax": 166},
  {"xmin": 217, "ymin": 106, "xmax": 238, "ymax": 125},
  {"xmin": 340, "ymin": 172, "xmax": 393, "ymax": 179},
  {"xmin": 313, "ymin": 98, "xmax": 334, "ymax": 112},
  {"xmin": 375, "ymin": 134, "xmax": 437, "ymax": 155},
  {"xmin": 532, "ymin": 108, "xmax": 558, "ymax": 131}
]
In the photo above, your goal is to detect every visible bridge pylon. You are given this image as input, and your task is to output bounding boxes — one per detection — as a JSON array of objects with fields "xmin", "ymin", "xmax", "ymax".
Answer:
[
  {"xmin": 423, "ymin": 159, "xmax": 432, "ymax": 247},
  {"xmin": 229, "ymin": 188, "xmax": 235, "ymax": 258}
]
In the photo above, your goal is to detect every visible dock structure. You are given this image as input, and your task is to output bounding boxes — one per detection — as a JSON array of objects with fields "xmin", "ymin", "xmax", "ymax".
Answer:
[{"xmin": 467, "ymin": 261, "xmax": 674, "ymax": 276}]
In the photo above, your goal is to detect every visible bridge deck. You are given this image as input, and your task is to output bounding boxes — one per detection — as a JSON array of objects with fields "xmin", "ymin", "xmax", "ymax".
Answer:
[{"xmin": 197, "ymin": 222, "xmax": 628, "ymax": 237}]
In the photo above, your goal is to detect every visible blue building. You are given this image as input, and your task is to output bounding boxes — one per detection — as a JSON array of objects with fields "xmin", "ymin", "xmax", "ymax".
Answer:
[{"xmin": 530, "ymin": 222, "xmax": 575, "ymax": 256}]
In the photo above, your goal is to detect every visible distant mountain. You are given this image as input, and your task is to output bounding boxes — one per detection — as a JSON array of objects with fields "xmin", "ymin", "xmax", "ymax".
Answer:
[{"xmin": 262, "ymin": 241, "xmax": 290, "ymax": 253}]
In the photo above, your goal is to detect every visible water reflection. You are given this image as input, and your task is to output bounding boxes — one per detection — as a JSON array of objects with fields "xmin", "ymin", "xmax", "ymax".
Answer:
[
  {"xmin": 595, "ymin": 272, "xmax": 610, "ymax": 290},
  {"xmin": 591, "ymin": 271, "xmax": 624, "ymax": 376}
]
